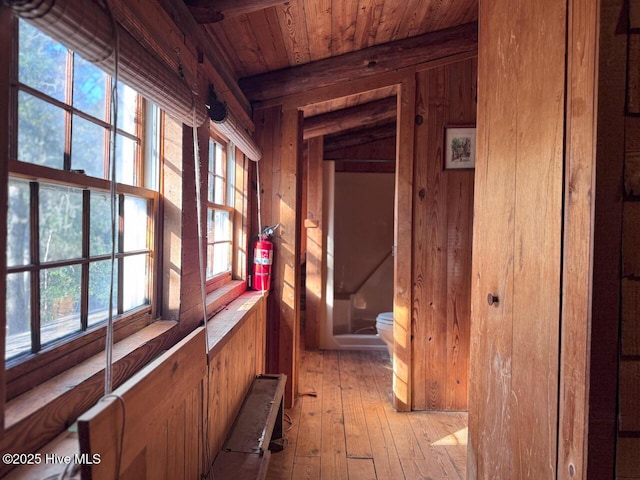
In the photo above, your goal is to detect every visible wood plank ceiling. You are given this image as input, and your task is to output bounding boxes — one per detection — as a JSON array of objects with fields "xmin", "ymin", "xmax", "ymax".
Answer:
[{"xmin": 185, "ymin": 0, "xmax": 478, "ymax": 145}]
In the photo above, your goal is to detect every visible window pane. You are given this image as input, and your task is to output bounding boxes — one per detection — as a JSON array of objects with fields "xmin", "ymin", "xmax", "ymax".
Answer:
[
  {"xmin": 215, "ymin": 210, "xmax": 231, "ymax": 241},
  {"xmin": 6, "ymin": 272, "xmax": 31, "ymax": 360},
  {"xmin": 214, "ymin": 176, "xmax": 225, "ymax": 205},
  {"xmin": 19, "ymin": 20, "xmax": 67, "ymax": 102},
  {"xmin": 123, "ymin": 196, "xmax": 148, "ymax": 251},
  {"xmin": 115, "ymin": 134, "xmax": 137, "ymax": 186},
  {"xmin": 7, "ymin": 178, "xmax": 30, "ymax": 267},
  {"xmin": 215, "ymin": 142, "xmax": 224, "ymax": 173},
  {"xmin": 90, "ymin": 191, "xmax": 115, "ymax": 256},
  {"xmin": 72, "ymin": 116, "xmax": 108, "ymax": 178},
  {"xmin": 213, "ymin": 243, "xmax": 230, "ymax": 276},
  {"xmin": 40, "ymin": 265, "xmax": 81, "ymax": 346},
  {"xmin": 206, "ymin": 208, "xmax": 231, "ymax": 279},
  {"xmin": 88, "ymin": 260, "xmax": 117, "ymax": 327},
  {"xmin": 18, "ymin": 91, "xmax": 65, "ymax": 169},
  {"xmin": 123, "ymin": 254, "xmax": 148, "ymax": 311},
  {"xmin": 39, "ymin": 184, "xmax": 83, "ymax": 263},
  {"xmin": 73, "ymin": 54, "xmax": 107, "ymax": 120},
  {"xmin": 116, "ymin": 82, "xmax": 138, "ymax": 134}
]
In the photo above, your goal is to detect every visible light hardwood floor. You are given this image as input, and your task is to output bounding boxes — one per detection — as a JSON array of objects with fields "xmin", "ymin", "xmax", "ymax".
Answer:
[{"xmin": 266, "ymin": 348, "xmax": 468, "ymax": 480}]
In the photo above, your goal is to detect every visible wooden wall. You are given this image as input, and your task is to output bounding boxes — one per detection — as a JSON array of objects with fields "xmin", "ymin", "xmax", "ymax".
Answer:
[
  {"xmin": 468, "ymin": 0, "xmax": 566, "ymax": 477},
  {"xmin": 411, "ymin": 58, "xmax": 476, "ymax": 411},
  {"xmin": 78, "ymin": 294, "xmax": 267, "ymax": 480}
]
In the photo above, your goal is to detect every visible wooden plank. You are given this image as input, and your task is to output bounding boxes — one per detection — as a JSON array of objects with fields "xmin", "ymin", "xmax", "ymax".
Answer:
[
  {"xmin": 279, "ymin": 108, "xmax": 303, "ymax": 408},
  {"xmin": 412, "ymin": 66, "xmax": 449, "ymax": 411},
  {"xmin": 346, "ymin": 458, "xmax": 377, "ymax": 480},
  {"xmin": 253, "ymin": 106, "xmax": 282, "ymax": 374},
  {"xmin": 407, "ymin": 413, "xmax": 466, "ymax": 479},
  {"xmin": 186, "ymin": 385, "xmax": 203, "ymax": 480},
  {"xmin": 629, "ymin": 33, "xmax": 640, "ymax": 114},
  {"xmin": 622, "ymin": 279, "xmax": 640, "ymax": 356},
  {"xmin": 305, "ymin": 137, "xmax": 324, "ymax": 349},
  {"xmin": 303, "ymin": 0, "xmax": 331, "ymax": 62},
  {"xmin": 275, "ymin": 1, "xmax": 311, "ymax": 67},
  {"xmin": 369, "ymin": 353, "xmax": 425, "ymax": 461},
  {"xmin": 393, "ymin": 76, "xmax": 415, "ymax": 412},
  {"xmin": 625, "ymin": 154, "xmax": 640, "ymax": 197},
  {"xmin": 319, "ymin": 351, "xmax": 348, "ymax": 480},
  {"xmin": 77, "ymin": 328, "xmax": 208, "ymax": 479},
  {"xmin": 512, "ymin": 0, "xmax": 564, "ymax": 477},
  {"xmin": 353, "ymin": 0, "xmax": 385, "ymax": 49},
  {"xmin": 353, "ymin": 353, "xmax": 405, "ymax": 480},
  {"xmin": 239, "ymin": 22, "xmax": 478, "ymax": 102},
  {"xmin": 166, "ymin": 399, "xmax": 186, "ymax": 479},
  {"xmin": 445, "ymin": 168, "xmax": 473, "ymax": 410},
  {"xmin": 617, "ymin": 437, "xmax": 640, "ymax": 478},
  {"xmin": 340, "ymin": 353, "xmax": 373, "ymax": 459},
  {"xmin": 624, "ymin": 202, "xmax": 640, "ymax": 277},
  {"xmin": 331, "ymin": 0, "xmax": 358, "ymax": 56},
  {"xmin": 249, "ymin": 8, "xmax": 290, "ymax": 73},
  {"xmin": 468, "ymin": 0, "xmax": 519, "ymax": 476},
  {"xmin": 295, "ymin": 348, "xmax": 323, "ymax": 456},
  {"xmin": 291, "ymin": 455, "xmax": 321, "ymax": 480},
  {"xmin": 619, "ymin": 360, "xmax": 640, "ymax": 432},
  {"xmin": 303, "ymin": 97, "xmax": 396, "ymax": 140}
]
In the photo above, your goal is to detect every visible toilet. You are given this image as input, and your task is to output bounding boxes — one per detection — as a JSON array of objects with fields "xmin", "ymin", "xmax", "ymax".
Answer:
[{"xmin": 375, "ymin": 312, "xmax": 394, "ymax": 357}]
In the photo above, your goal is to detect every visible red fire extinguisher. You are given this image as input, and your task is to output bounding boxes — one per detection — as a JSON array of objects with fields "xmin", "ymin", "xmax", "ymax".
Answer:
[{"xmin": 252, "ymin": 224, "xmax": 279, "ymax": 291}]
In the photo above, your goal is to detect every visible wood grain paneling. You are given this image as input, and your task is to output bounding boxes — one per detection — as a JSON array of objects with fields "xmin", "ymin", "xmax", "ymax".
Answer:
[
  {"xmin": 559, "ymin": 0, "xmax": 602, "ymax": 477},
  {"xmin": 305, "ymin": 137, "xmax": 325, "ymax": 349},
  {"xmin": 77, "ymin": 295, "xmax": 267, "ymax": 480},
  {"xmin": 624, "ymin": 202, "xmax": 640, "ymax": 276},
  {"xmin": 393, "ymin": 76, "xmax": 415, "ymax": 412},
  {"xmin": 253, "ymin": 106, "xmax": 302, "ymax": 408},
  {"xmin": 622, "ymin": 279, "xmax": 640, "ymax": 356},
  {"xmin": 469, "ymin": 0, "xmax": 565, "ymax": 477},
  {"xmin": 619, "ymin": 360, "xmax": 640, "ymax": 432},
  {"xmin": 411, "ymin": 58, "xmax": 475, "ymax": 412}
]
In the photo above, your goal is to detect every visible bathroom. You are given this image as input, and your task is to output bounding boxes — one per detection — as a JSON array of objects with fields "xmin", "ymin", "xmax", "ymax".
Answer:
[{"xmin": 319, "ymin": 160, "xmax": 395, "ymax": 354}]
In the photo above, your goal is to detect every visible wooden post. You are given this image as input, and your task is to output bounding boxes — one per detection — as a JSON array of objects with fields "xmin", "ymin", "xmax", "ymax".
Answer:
[
  {"xmin": 305, "ymin": 136, "xmax": 324, "ymax": 349},
  {"xmin": 279, "ymin": 108, "xmax": 302, "ymax": 407},
  {"xmin": 393, "ymin": 76, "xmax": 415, "ymax": 412},
  {"xmin": 253, "ymin": 106, "xmax": 302, "ymax": 408}
]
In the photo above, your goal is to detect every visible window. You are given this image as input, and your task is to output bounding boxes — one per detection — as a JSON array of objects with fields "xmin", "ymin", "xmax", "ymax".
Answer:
[
  {"xmin": 206, "ymin": 135, "xmax": 235, "ymax": 290},
  {"xmin": 5, "ymin": 20, "xmax": 159, "ymax": 361}
]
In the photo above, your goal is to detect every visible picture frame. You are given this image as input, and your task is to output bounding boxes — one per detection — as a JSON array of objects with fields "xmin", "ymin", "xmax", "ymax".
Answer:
[{"xmin": 444, "ymin": 125, "xmax": 476, "ymax": 170}]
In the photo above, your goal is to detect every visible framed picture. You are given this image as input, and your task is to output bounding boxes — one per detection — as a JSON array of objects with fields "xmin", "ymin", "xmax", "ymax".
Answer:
[{"xmin": 444, "ymin": 126, "xmax": 476, "ymax": 170}]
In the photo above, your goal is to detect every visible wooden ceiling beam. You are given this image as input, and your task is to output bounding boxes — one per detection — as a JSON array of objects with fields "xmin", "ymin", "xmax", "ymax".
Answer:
[
  {"xmin": 185, "ymin": 0, "xmax": 288, "ymax": 23},
  {"xmin": 240, "ymin": 22, "xmax": 478, "ymax": 102},
  {"xmin": 303, "ymin": 96, "xmax": 397, "ymax": 140},
  {"xmin": 324, "ymin": 122, "xmax": 397, "ymax": 152}
]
